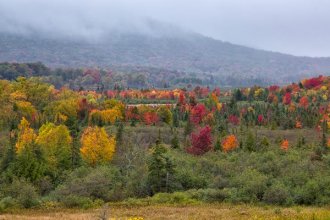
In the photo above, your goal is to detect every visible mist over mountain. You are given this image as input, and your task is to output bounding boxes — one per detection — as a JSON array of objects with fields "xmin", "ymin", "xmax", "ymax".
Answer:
[{"xmin": 1, "ymin": 21, "xmax": 330, "ymax": 85}]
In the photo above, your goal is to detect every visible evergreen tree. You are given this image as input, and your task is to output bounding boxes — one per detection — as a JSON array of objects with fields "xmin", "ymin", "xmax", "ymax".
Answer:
[
  {"xmin": 245, "ymin": 130, "xmax": 256, "ymax": 152},
  {"xmin": 172, "ymin": 109, "xmax": 179, "ymax": 127},
  {"xmin": 184, "ymin": 119, "xmax": 193, "ymax": 136},
  {"xmin": 214, "ymin": 136, "xmax": 221, "ymax": 151},
  {"xmin": 147, "ymin": 142, "xmax": 175, "ymax": 194},
  {"xmin": 11, "ymin": 144, "xmax": 47, "ymax": 182},
  {"xmin": 116, "ymin": 121, "xmax": 124, "ymax": 147},
  {"xmin": 171, "ymin": 132, "xmax": 180, "ymax": 149},
  {"xmin": 0, "ymin": 132, "xmax": 16, "ymax": 172}
]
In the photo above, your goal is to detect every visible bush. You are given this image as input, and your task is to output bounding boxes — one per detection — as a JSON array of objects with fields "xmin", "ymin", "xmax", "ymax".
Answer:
[
  {"xmin": 61, "ymin": 195, "xmax": 95, "ymax": 209},
  {"xmin": 0, "ymin": 197, "xmax": 18, "ymax": 212},
  {"xmin": 231, "ymin": 169, "xmax": 268, "ymax": 202},
  {"xmin": 188, "ymin": 188, "xmax": 229, "ymax": 202},
  {"xmin": 1, "ymin": 179, "xmax": 40, "ymax": 208},
  {"xmin": 149, "ymin": 192, "xmax": 198, "ymax": 205},
  {"xmin": 52, "ymin": 165, "xmax": 123, "ymax": 203},
  {"xmin": 263, "ymin": 182, "xmax": 291, "ymax": 205}
]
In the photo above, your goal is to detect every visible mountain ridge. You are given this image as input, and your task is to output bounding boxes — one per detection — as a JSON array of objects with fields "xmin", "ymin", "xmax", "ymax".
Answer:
[{"xmin": 0, "ymin": 30, "xmax": 330, "ymax": 83}]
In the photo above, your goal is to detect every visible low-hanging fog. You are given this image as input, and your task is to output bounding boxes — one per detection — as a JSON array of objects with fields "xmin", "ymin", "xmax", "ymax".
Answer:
[{"xmin": 0, "ymin": 0, "xmax": 330, "ymax": 57}]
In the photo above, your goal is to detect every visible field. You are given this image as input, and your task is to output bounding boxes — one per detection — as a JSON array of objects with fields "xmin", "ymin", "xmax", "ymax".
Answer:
[{"xmin": 1, "ymin": 204, "xmax": 330, "ymax": 220}]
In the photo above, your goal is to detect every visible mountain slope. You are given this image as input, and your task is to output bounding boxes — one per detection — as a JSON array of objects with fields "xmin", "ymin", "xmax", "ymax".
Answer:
[{"xmin": 0, "ymin": 31, "xmax": 330, "ymax": 83}]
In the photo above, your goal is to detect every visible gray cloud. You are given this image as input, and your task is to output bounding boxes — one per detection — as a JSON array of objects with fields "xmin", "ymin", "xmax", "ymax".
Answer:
[{"xmin": 0, "ymin": 0, "xmax": 330, "ymax": 56}]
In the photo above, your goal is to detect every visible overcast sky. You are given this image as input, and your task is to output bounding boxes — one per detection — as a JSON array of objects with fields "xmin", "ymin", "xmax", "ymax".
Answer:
[{"xmin": 1, "ymin": 0, "xmax": 330, "ymax": 57}]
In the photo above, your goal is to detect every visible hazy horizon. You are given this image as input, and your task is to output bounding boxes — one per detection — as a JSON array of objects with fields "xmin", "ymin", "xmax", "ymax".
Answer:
[{"xmin": 1, "ymin": 0, "xmax": 330, "ymax": 57}]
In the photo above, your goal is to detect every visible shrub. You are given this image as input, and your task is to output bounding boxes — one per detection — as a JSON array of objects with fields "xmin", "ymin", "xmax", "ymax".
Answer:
[
  {"xmin": 52, "ymin": 166, "xmax": 123, "ymax": 203},
  {"xmin": 2, "ymin": 179, "xmax": 40, "ymax": 208},
  {"xmin": 150, "ymin": 192, "xmax": 198, "ymax": 205},
  {"xmin": 0, "ymin": 197, "xmax": 18, "ymax": 212},
  {"xmin": 188, "ymin": 188, "xmax": 229, "ymax": 202},
  {"xmin": 232, "ymin": 169, "xmax": 268, "ymax": 202},
  {"xmin": 263, "ymin": 182, "xmax": 291, "ymax": 205},
  {"xmin": 61, "ymin": 195, "xmax": 94, "ymax": 209}
]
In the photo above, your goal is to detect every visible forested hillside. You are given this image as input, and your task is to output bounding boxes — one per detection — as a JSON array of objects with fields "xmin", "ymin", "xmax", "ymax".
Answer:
[
  {"xmin": 0, "ymin": 62, "xmax": 268, "ymax": 89},
  {"xmin": 1, "ymin": 31, "xmax": 330, "ymax": 84}
]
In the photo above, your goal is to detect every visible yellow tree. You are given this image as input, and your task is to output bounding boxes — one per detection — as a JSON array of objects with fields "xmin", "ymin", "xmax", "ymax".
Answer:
[
  {"xmin": 36, "ymin": 123, "xmax": 72, "ymax": 170},
  {"xmin": 80, "ymin": 126, "xmax": 116, "ymax": 166},
  {"xmin": 101, "ymin": 108, "xmax": 123, "ymax": 124},
  {"xmin": 16, "ymin": 117, "xmax": 37, "ymax": 154}
]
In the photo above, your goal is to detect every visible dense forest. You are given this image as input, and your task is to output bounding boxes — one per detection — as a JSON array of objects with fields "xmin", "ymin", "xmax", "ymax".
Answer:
[
  {"xmin": 0, "ymin": 71, "xmax": 329, "ymax": 211},
  {"xmin": 0, "ymin": 62, "xmax": 269, "ymax": 89}
]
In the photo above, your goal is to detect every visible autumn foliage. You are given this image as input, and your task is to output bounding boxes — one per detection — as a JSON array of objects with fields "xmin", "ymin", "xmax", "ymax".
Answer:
[
  {"xmin": 299, "ymin": 96, "xmax": 309, "ymax": 109},
  {"xmin": 80, "ymin": 126, "xmax": 116, "ymax": 166},
  {"xmin": 143, "ymin": 112, "xmax": 160, "ymax": 125},
  {"xmin": 190, "ymin": 104, "xmax": 207, "ymax": 124},
  {"xmin": 222, "ymin": 135, "xmax": 238, "ymax": 152},
  {"xmin": 187, "ymin": 126, "xmax": 212, "ymax": 155},
  {"xmin": 280, "ymin": 139, "xmax": 289, "ymax": 151},
  {"xmin": 15, "ymin": 117, "xmax": 37, "ymax": 154}
]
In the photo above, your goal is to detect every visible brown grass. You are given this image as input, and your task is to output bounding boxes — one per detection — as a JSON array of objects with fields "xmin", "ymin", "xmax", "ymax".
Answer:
[{"xmin": 1, "ymin": 204, "xmax": 330, "ymax": 220}]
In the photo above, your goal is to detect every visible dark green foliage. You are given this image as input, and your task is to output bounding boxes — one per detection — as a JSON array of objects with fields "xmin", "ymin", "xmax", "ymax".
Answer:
[
  {"xmin": 172, "ymin": 109, "xmax": 180, "ymax": 128},
  {"xmin": 244, "ymin": 130, "xmax": 256, "ymax": 152},
  {"xmin": 10, "ymin": 146, "xmax": 47, "ymax": 183},
  {"xmin": 184, "ymin": 120, "xmax": 193, "ymax": 136},
  {"xmin": 147, "ymin": 143, "xmax": 175, "ymax": 195},
  {"xmin": 115, "ymin": 122, "xmax": 124, "ymax": 147},
  {"xmin": 1, "ymin": 178, "xmax": 40, "ymax": 208},
  {"xmin": 171, "ymin": 133, "xmax": 180, "ymax": 149},
  {"xmin": 214, "ymin": 137, "xmax": 221, "ymax": 151},
  {"xmin": 53, "ymin": 166, "xmax": 123, "ymax": 202},
  {"xmin": 263, "ymin": 182, "xmax": 290, "ymax": 205}
]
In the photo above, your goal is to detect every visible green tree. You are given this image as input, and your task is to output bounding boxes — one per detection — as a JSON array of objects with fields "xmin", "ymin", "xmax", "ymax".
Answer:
[
  {"xmin": 36, "ymin": 123, "xmax": 72, "ymax": 173},
  {"xmin": 171, "ymin": 132, "xmax": 180, "ymax": 149},
  {"xmin": 245, "ymin": 130, "xmax": 256, "ymax": 152},
  {"xmin": 147, "ymin": 143, "xmax": 175, "ymax": 194}
]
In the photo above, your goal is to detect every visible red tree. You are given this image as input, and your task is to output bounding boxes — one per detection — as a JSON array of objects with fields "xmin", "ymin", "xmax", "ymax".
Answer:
[
  {"xmin": 187, "ymin": 126, "xmax": 213, "ymax": 155},
  {"xmin": 190, "ymin": 103, "xmax": 207, "ymax": 124},
  {"xmin": 299, "ymin": 96, "xmax": 309, "ymax": 109},
  {"xmin": 228, "ymin": 115, "xmax": 239, "ymax": 125},
  {"xmin": 143, "ymin": 112, "xmax": 159, "ymax": 125},
  {"xmin": 257, "ymin": 114, "xmax": 264, "ymax": 125},
  {"xmin": 303, "ymin": 76, "xmax": 323, "ymax": 89},
  {"xmin": 283, "ymin": 92, "xmax": 292, "ymax": 105},
  {"xmin": 178, "ymin": 91, "xmax": 186, "ymax": 106}
]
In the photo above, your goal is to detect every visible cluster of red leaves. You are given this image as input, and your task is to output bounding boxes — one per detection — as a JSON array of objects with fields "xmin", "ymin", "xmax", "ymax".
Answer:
[
  {"xmin": 299, "ymin": 96, "xmax": 309, "ymax": 109},
  {"xmin": 187, "ymin": 126, "xmax": 213, "ymax": 155},
  {"xmin": 228, "ymin": 115, "xmax": 239, "ymax": 125},
  {"xmin": 178, "ymin": 92, "xmax": 186, "ymax": 106},
  {"xmin": 302, "ymin": 76, "xmax": 323, "ymax": 89},
  {"xmin": 143, "ymin": 112, "xmax": 159, "ymax": 125},
  {"xmin": 268, "ymin": 85, "xmax": 280, "ymax": 92},
  {"xmin": 257, "ymin": 114, "xmax": 264, "ymax": 125},
  {"xmin": 190, "ymin": 103, "xmax": 207, "ymax": 124},
  {"xmin": 283, "ymin": 92, "xmax": 292, "ymax": 105},
  {"xmin": 125, "ymin": 107, "xmax": 140, "ymax": 121}
]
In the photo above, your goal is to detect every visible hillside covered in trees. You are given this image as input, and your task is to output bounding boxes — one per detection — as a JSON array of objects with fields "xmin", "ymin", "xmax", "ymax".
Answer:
[
  {"xmin": 0, "ymin": 62, "xmax": 269, "ymax": 89},
  {"xmin": 1, "ymin": 31, "xmax": 330, "ymax": 85},
  {"xmin": 0, "ymin": 74, "xmax": 329, "ymax": 212}
]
